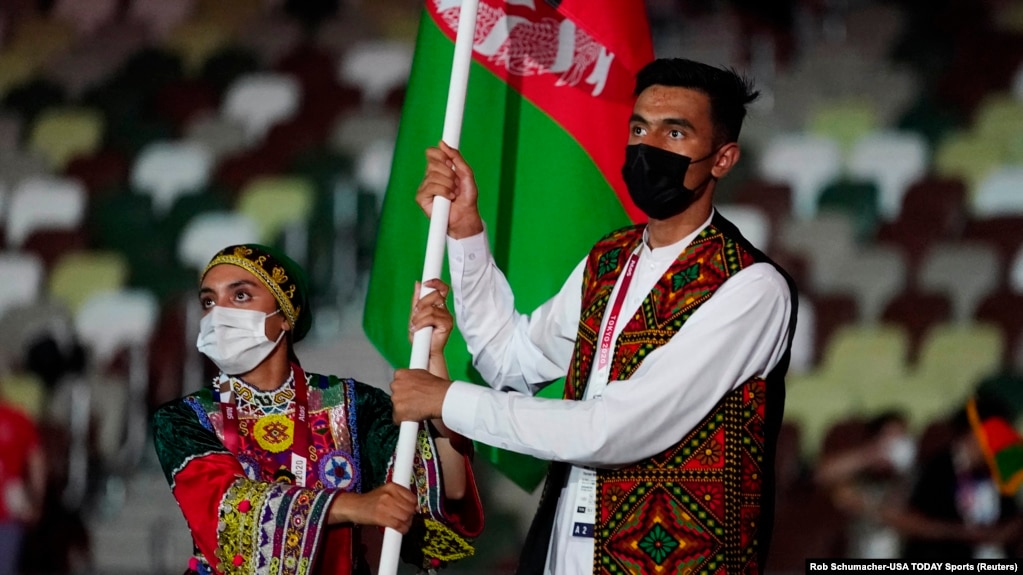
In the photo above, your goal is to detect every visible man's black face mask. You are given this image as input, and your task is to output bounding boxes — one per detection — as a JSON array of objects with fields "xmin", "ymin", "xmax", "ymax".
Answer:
[{"xmin": 621, "ymin": 143, "xmax": 716, "ymax": 220}]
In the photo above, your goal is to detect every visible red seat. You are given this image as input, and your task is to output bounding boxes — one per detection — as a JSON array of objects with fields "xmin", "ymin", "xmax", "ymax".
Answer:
[
  {"xmin": 962, "ymin": 216, "xmax": 1023, "ymax": 284},
  {"xmin": 974, "ymin": 290, "xmax": 1023, "ymax": 367},
  {"xmin": 154, "ymin": 79, "xmax": 220, "ymax": 135},
  {"xmin": 898, "ymin": 177, "xmax": 968, "ymax": 235},
  {"xmin": 729, "ymin": 179, "xmax": 794, "ymax": 233},
  {"xmin": 882, "ymin": 290, "xmax": 953, "ymax": 362},
  {"xmin": 63, "ymin": 148, "xmax": 130, "ymax": 198},
  {"xmin": 810, "ymin": 293, "xmax": 859, "ymax": 366}
]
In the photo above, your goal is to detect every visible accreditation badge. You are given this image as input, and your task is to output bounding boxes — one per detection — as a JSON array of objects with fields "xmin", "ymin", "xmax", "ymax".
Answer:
[{"xmin": 571, "ymin": 468, "xmax": 597, "ymax": 538}]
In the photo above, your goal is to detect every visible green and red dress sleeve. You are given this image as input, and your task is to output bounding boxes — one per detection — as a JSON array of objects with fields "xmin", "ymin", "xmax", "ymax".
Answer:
[
  {"xmin": 353, "ymin": 381, "xmax": 484, "ymax": 570},
  {"xmin": 153, "ymin": 398, "xmax": 339, "ymax": 575}
]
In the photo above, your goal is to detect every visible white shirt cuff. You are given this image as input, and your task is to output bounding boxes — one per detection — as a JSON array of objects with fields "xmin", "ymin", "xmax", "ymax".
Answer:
[
  {"xmin": 447, "ymin": 230, "xmax": 490, "ymax": 273},
  {"xmin": 441, "ymin": 380, "xmax": 485, "ymax": 436}
]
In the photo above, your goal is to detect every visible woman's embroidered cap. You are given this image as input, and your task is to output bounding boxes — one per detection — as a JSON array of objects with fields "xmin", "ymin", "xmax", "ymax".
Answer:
[{"xmin": 202, "ymin": 244, "xmax": 312, "ymax": 341}]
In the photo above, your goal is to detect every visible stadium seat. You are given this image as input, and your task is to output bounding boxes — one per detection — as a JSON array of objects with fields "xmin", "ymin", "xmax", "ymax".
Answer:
[
  {"xmin": 27, "ymin": 107, "xmax": 104, "ymax": 171},
  {"xmin": 5, "ymin": 176, "xmax": 87, "ymax": 249},
  {"xmin": 716, "ymin": 204, "xmax": 772, "ymax": 251},
  {"xmin": 1012, "ymin": 247, "xmax": 1023, "ymax": 294},
  {"xmin": 961, "ymin": 215, "xmax": 1023, "ymax": 275},
  {"xmin": 339, "ymin": 40, "xmax": 413, "ymax": 107},
  {"xmin": 221, "ymin": 72, "xmax": 301, "ymax": 144},
  {"xmin": 881, "ymin": 290, "xmax": 953, "ymax": 362},
  {"xmin": 0, "ymin": 251, "xmax": 44, "ymax": 321},
  {"xmin": 972, "ymin": 166, "xmax": 1023, "ymax": 217},
  {"xmin": 918, "ymin": 242, "xmax": 1001, "ymax": 322},
  {"xmin": 74, "ymin": 288, "xmax": 159, "ymax": 369},
  {"xmin": 758, "ymin": 133, "xmax": 843, "ymax": 219},
  {"xmin": 176, "ymin": 211, "xmax": 260, "ymax": 271},
  {"xmin": 901, "ymin": 323, "xmax": 1004, "ymax": 427},
  {"xmin": 48, "ymin": 250, "xmax": 129, "ymax": 315},
  {"xmin": 130, "ymin": 140, "xmax": 214, "ymax": 216},
  {"xmin": 777, "ymin": 212, "xmax": 858, "ymax": 294},
  {"xmin": 816, "ymin": 179, "xmax": 881, "ymax": 241},
  {"xmin": 974, "ymin": 290, "xmax": 1023, "ymax": 367},
  {"xmin": 934, "ymin": 131, "xmax": 1003, "ymax": 197},
  {"xmin": 820, "ymin": 245, "xmax": 907, "ymax": 323},
  {"xmin": 235, "ymin": 175, "xmax": 315, "ymax": 245},
  {"xmin": 727, "ymin": 179, "xmax": 793, "ymax": 233},
  {"xmin": 808, "ymin": 98, "xmax": 878, "ymax": 156},
  {"xmin": 184, "ymin": 115, "xmax": 249, "ymax": 161},
  {"xmin": 847, "ymin": 130, "xmax": 929, "ymax": 221},
  {"xmin": 788, "ymin": 297, "xmax": 815, "ymax": 375}
]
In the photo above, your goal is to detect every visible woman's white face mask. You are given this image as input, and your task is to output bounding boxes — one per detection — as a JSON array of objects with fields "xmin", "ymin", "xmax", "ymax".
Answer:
[{"xmin": 196, "ymin": 306, "xmax": 285, "ymax": 375}]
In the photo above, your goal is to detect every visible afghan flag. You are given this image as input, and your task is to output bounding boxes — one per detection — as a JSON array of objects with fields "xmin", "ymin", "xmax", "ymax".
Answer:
[
  {"xmin": 363, "ymin": 0, "xmax": 653, "ymax": 491},
  {"xmin": 967, "ymin": 396, "xmax": 1023, "ymax": 496}
]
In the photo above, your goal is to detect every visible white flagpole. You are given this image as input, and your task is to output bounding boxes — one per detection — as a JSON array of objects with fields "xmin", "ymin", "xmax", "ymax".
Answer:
[{"xmin": 377, "ymin": 0, "xmax": 480, "ymax": 572}]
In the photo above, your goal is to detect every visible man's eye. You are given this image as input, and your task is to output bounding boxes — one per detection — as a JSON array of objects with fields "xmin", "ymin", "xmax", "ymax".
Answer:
[
  {"xmin": 669, "ymin": 129, "xmax": 683, "ymax": 139},
  {"xmin": 631, "ymin": 126, "xmax": 645, "ymax": 136}
]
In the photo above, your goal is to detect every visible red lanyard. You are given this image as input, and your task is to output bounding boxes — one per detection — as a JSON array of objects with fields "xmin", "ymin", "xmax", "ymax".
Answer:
[
  {"xmin": 596, "ymin": 252, "xmax": 640, "ymax": 371},
  {"xmin": 218, "ymin": 363, "xmax": 310, "ymax": 482}
]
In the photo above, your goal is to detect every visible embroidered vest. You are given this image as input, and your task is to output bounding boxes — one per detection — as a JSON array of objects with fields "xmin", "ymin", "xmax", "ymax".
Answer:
[{"xmin": 517, "ymin": 214, "xmax": 795, "ymax": 575}]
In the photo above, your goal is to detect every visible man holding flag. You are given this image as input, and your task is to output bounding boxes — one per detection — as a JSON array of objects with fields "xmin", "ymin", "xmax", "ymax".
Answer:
[{"xmin": 390, "ymin": 56, "xmax": 798, "ymax": 575}]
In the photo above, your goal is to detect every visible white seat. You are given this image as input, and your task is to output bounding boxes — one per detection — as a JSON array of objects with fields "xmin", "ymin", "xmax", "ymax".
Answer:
[
  {"xmin": 0, "ymin": 150, "xmax": 51, "ymax": 190},
  {"xmin": 758, "ymin": 133, "xmax": 842, "ymax": 219},
  {"xmin": 972, "ymin": 166, "xmax": 1023, "ymax": 217},
  {"xmin": 5, "ymin": 176, "xmax": 86, "ymax": 248},
  {"xmin": 820, "ymin": 245, "xmax": 908, "ymax": 323},
  {"xmin": 338, "ymin": 40, "xmax": 413, "ymax": 106},
  {"xmin": 355, "ymin": 139, "xmax": 395, "ymax": 198},
  {"xmin": 777, "ymin": 212, "xmax": 857, "ymax": 292},
  {"xmin": 919, "ymin": 242, "xmax": 1001, "ymax": 322},
  {"xmin": 222, "ymin": 73, "xmax": 301, "ymax": 145},
  {"xmin": 177, "ymin": 212, "xmax": 260, "ymax": 271},
  {"xmin": 74, "ymin": 288, "xmax": 159, "ymax": 367},
  {"xmin": 1010, "ymin": 247, "xmax": 1023, "ymax": 294},
  {"xmin": 716, "ymin": 203, "xmax": 772, "ymax": 251},
  {"xmin": 789, "ymin": 298, "xmax": 815, "ymax": 375},
  {"xmin": 131, "ymin": 140, "xmax": 214, "ymax": 216},
  {"xmin": 184, "ymin": 115, "xmax": 249, "ymax": 162},
  {"xmin": 0, "ymin": 252, "xmax": 44, "ymax": 321},
  {"xmin": 847, "ymin": 130, "xmax": 929, "ymax": 221}
]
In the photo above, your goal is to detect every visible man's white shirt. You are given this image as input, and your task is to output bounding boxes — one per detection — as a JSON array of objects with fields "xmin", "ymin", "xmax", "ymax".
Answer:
[{"xmin": 439, "ymin": 213, "xmax": 793, "ymax": 575}]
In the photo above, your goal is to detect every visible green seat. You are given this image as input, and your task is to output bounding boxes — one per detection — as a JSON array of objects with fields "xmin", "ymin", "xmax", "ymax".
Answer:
[
  {"xmin": 897, "ymin": 97, "xmax": 964, "ymax": 151},
  {"xmin": 236, "ymin": 175, "xmax": 316, "ymax": 244},
  {"xmin": 809, "ymin": 99, "xmax": 879, "ymax": 156},
  {"xmin": 934, "ymin": 131, "xmax": 1004, "ymax": 197},
  {"xmin": 48, "ymin": 251, "xmax": 129, "ymax": 315},
  {"xmin": 28, "ymin": 107, "xmax": 105, "ymax": 170},
  {"xmin": 816, "ymin": 179, "xmax": 881, "ymax": 241}
]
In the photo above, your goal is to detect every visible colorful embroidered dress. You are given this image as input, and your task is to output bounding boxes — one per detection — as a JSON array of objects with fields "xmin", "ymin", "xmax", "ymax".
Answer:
[
  {"xmin": 153, "ymin": 367, "xmax": 482, "ymax": 575},
  {"xmin": 520, "ymin": 215, "xmax": 795, "ymax": 575}
]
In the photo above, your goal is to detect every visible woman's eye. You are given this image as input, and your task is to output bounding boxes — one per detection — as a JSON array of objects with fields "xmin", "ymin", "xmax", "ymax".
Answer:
[
  {"xmin": 234, "ymin": 291, "xmax": 251, "ymax": 302},
  {"xmin": 200, "ymin": 298, "xmax": 214, "ymax": 309}
]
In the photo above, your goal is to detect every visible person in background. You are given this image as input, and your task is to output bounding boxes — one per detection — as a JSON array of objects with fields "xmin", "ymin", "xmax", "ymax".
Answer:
[
  {"xmin": 153, "ymin": 244, "xmax": 482, "ymax": 575},
  {"xmin": 0, "ymin": 397, "xmax": 46, "ymax": 575},
  {"xmin": 814, "ymin": 410, "xmax": 917, "ymax": 558},
  {"xmin": 875, "ymin": 395, "xmax": 1023, "ymax": 559}
]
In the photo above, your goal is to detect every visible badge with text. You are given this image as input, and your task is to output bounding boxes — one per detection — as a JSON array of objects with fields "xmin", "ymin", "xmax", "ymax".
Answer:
[{"xmin": 571, "ymin": 468, "xmax": 597, "ymax": 538}]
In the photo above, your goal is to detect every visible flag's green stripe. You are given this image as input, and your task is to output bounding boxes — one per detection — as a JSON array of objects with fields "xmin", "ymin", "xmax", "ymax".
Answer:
[
  {"xmin": 994, "ymin": 445, "xmax": 1023, "ymax": 475},
  {"xmin": 364, "ymin": 13, "xmax": 629, "ymax": 490}
]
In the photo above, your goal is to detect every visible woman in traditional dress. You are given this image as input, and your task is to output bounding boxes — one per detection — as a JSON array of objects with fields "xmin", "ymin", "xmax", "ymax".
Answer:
[{"xmin": 153, "ymin": 244, "xmax": 482, "ymax": 575}]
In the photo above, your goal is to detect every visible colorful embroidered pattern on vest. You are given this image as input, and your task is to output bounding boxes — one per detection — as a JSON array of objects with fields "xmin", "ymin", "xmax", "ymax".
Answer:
[{"xmin": 564, "ymin": 223, "xmax": 766, "ymax": 574}]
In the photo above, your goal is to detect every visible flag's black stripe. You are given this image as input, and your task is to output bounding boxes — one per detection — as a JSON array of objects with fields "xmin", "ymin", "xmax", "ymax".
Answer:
[{"xmin": 545, "ymin": 0, "xmax": 562, "ymax": 8}]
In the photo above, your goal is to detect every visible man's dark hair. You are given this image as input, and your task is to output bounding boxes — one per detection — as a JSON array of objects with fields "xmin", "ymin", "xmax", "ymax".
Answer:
[{"xmin": 634, "ymin": 58, "xmax": 759, "ymax": 146}]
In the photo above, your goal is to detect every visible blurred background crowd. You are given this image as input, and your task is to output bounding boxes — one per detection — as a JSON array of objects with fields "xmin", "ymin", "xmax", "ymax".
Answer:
[{"xmin": 0, "ymin": 0, "xmax": 1022, "ymax": 573}]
